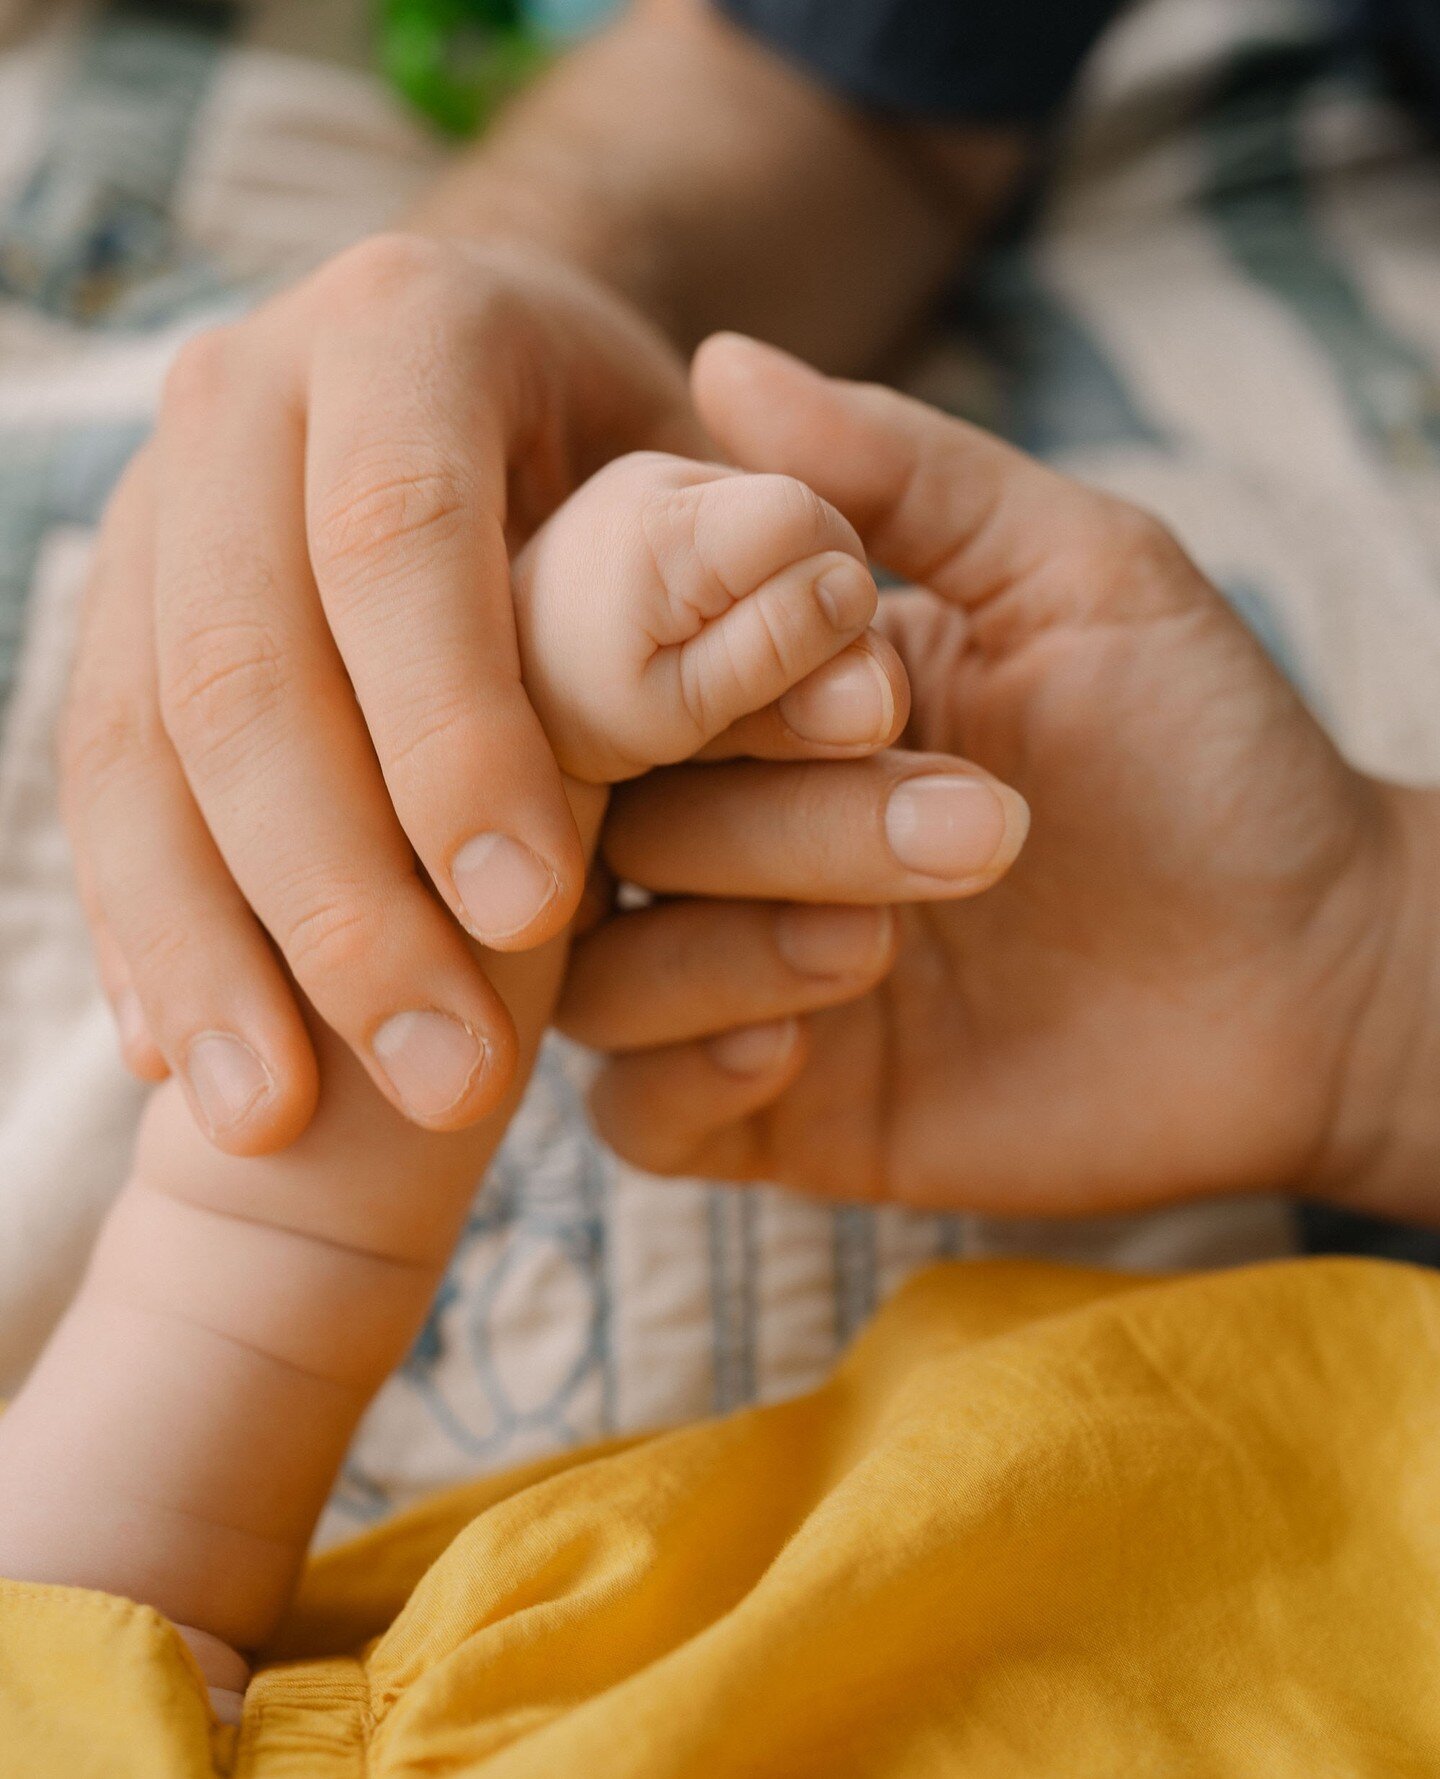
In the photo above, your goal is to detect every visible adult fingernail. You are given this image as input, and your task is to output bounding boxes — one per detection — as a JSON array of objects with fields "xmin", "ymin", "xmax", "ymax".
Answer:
[
  {"xmin": 775, "ymin": 905, "xmax": 894, "ymax": 978},
  {"xmin": 452, "ymin": 832, "xmax": 558, "ymax": 944},
  {"xmin": 778, "ymin": 650, "xmax": 894, "ymax": 747},
  {"xmin": 373, "ymin": 1010, "xmax": 487, "ymax": 1119},
  {"xmin": 884, "ymin": 774, "xmax": 1025, "ymax": 879},
  {"xmin": 815, "ymin": 558, "xmax": 876, "ymax": 630},
  {"xmin": 186, "ymin": 1032, "xmax": 272, "ymax": 1135},
  {"xmin": 708, "ymin": 1018, "xmax": 800, "ymax": 1076}
]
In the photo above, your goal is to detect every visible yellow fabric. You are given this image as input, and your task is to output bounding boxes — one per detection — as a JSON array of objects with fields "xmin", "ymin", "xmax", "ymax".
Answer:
[{"xmin": 6, "ymin": 1256, "xmax": 1440, "ymax": 1776}]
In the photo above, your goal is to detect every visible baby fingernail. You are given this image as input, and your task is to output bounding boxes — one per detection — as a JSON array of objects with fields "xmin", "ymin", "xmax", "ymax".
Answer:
[
  {"xmin": 373, "ymin": 1010, "xmax": 487, "ymax": 1120},
  {"xmin": 452, "ymin": 832, "xmax": 558, "ymax": 945},
  {"xmin": 779, "ymin": 650, "xmax": 894, "ymax": 747},
  {"xmin": 708, "ymin": 1018, "xmax": 800, "ymax": 1076},
  {"xmin": 815, "ymin": 558, "xmax": 876, "ymax": 630},
  {"xmin": 186, "ymin": 1032, "xmax": 272, "ymax": 1135},
  {"xmin": 775, "ymin": 905, "xmax": 894, "ymax": 978},
  {"xmin": 884, "ymin": 774, "xmax": 1027, "ymax": 879}
]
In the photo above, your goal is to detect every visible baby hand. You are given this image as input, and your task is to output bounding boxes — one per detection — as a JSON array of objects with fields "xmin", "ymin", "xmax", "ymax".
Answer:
[
  {"xmin": 0, "ymin": 442, "xmax": 911, "ymax": 1687},
  {"xmin": 511, "ymin": 452, "xmax": 903, "ymax": 788}
]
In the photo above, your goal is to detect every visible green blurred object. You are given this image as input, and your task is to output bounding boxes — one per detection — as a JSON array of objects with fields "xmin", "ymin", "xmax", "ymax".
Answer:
[
  {"xmin": 378, "ymin": 0, "xmax": 548, "ymax": 136},
  {"xmin": 378, "ymin": 0, "xmax": 616, "ymax": 136}
]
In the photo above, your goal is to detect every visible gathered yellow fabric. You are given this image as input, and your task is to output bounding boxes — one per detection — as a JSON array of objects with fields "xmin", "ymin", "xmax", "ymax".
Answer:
[{"xmin": 6, "ymin": 1256, "xmax": 1440, "ymax": 1776}]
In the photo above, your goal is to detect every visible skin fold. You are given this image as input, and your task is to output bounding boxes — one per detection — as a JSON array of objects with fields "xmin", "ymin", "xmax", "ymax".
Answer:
[
  {"xmin": 0, "ymin": 435, "xmax": 1016, "ymax": 1708},
  {"xmin": 567, "ymin": 343, "xmax": 1440, "ymax": 1226},
  {"xmin": 11, "ymin": 346, "xmax": 1440, "ymax": 1726},
  {"xmin": 65, "ymin": 0, "xmax": 1026, "ymax": 1155}
]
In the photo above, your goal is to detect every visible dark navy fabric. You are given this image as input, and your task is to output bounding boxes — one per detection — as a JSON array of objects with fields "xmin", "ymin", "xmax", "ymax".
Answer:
[
  {"xmin": 717, "ymin": 0, "xmax": 1440, "ymax": 128},
  {"xmin": 715, "ymin": 0, "xmax": 1119, "ymax": 122},
  {"xmin": 1371, "ymin": 0, "xmax": 1440, "ymax": 122}
]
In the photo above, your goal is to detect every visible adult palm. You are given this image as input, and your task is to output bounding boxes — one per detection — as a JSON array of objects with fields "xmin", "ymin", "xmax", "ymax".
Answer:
[{"xmin": 564, "ymin": 337, "xmax": 1405, "ymax": 1215}]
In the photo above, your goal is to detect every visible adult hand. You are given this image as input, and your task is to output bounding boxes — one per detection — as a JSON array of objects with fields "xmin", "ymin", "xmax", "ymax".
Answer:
[
  {"xmin": 62, "ymin": 243, "xmax": 907, "ymax": 1154},
  {"xmin": 560, "ymin": 335, "xmax": 1406, "ymax": 1216}
]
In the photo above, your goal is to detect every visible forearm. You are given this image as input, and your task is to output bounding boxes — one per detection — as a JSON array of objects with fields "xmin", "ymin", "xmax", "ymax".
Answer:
[
  {"xmin": 408, "ymin": 0, "xmax": 1026, "ymax": 369},
  {"xmin": 0, "ymin": 1112, "xmax": 445, "ymax": 1648},
  {"xmin": 0, "ymin": 912, "xmax": 580, "ymax": 1659}
]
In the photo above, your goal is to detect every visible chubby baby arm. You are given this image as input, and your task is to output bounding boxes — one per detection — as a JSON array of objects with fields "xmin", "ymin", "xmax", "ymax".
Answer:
[
  {"xmin": 0, "ymin": 933, "xmax": 579, "ymax": 1711},
  {"xmin": 0, "ymin": 451, "xmax": 894, "ymax": 1710}
]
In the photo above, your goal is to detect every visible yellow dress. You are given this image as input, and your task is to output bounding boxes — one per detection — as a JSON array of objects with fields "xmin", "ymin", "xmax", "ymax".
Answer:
[{"xmin": 6, "ymin": 1257, "xmax": 1440, "ymax": 1777}]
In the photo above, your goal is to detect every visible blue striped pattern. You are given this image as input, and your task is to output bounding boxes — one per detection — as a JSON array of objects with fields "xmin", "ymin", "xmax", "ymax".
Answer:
[{"xmin": 0, "ymin": 0, "xmax": 238, "ymax": 325}]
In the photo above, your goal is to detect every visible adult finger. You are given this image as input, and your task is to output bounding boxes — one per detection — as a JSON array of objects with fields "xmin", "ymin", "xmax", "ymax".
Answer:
[
  {"xmin": 67, "ymin": 836, "xmax": 168, "ymax": 1082},
  {"xmin": 694, "ymin": 629, "xmax": 911, "ymax": 762},
  {"xmin": 152, "ymin": 327, "xmax": 517, "ymax": 1132},
  {"xmin": 66, "ymin": 448, "xmax": 168, "ymax": 1081},
  {"xmin": 588, "ymin": 1021, "xmax": 807, "ymax": 1182},
  {"xmin": 62, "ymin": 450, "xmax": 320, "ymax": 1149},
  {"xmin": 301, "ymin": 241, "xmax": 585, "ymax": 952},
  {"xmin": 604, "ymin": 751, "xmax": 1028, "ymax": 903},
  {"xmin": 691, "ymin": 333, "xmax": 1193, "ymax": 627},
  {"xmin": 557, "ymin": 899, "xmax": 896, "ymax": 1051}
]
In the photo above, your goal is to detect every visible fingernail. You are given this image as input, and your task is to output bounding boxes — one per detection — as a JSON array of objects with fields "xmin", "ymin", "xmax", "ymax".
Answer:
[
  {"xmin": 208, "ymin": 1688, "xmax": 246, "ymax": 1728},
  {"xmin": 186, "ymin": 1032, "xmax": 272, "ymax": 1135},
  {"xmin": 708, "ymin": 1018, "xmax": 800, "ymax": 1076},
  {"xmin": 775, "ymin": 905, "xmax": 894, "ymax": 978},
  {"xmin": 114, "ymin": 989, "xmax": 150, "ymax": 1055},
  {"xmin": 373, "ymin": 1009, "xmax": 487, "ymax": 1119},
  {"xmin": 884, "ymin": 774, "xmax": 1025, "ymax": 879},
  {"xmin": 814, "ymin": 558, "xmax": 876, "ymax": 630},
  {"xmin": 452, "ymin": 832, "xmax": 558, "ymax": 944},
  {"xmin": 778, "ymin": 649, "xmax": 894, "ymax": 747}
]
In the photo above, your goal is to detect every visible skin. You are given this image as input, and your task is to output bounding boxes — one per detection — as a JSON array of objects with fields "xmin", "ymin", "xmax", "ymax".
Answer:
[
  {"xmin": 2, "ymin": 450, "xmax": 993, "ymax": 1711},
  {"xmin": 7, "ymin": 377, "xmax": 1438, "ymax": 1732},
  {"xmin": 562, "ymin": 338, "xmax": 1440, "ymax": 1226},
  {"xmin": 66, "ymin": 0, "xmax": 1026, "ymax": 1155},
  {"xmin": 32, "ymin": 0, "xmax": 1440, "ymax": 1726}
]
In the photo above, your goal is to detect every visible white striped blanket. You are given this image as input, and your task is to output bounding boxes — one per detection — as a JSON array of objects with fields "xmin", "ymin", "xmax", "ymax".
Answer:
[{"xmin": 0, "ymin": 0, "xmax": 1435, "ymax": 1542}]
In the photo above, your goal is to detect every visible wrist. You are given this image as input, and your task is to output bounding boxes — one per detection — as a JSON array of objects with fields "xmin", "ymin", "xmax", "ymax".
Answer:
[
  {"xmin": 408, "ymin": 163, "xmax": 685, "ymax": 346},
  {"xmin": 1312, "ymin": 783, "xmax": 1440, "ymax": 1222}
]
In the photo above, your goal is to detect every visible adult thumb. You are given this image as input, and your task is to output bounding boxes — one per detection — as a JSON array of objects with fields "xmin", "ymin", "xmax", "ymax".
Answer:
[{"xmin": 691, "ymin": 332, "xmax": 1168, "ymax": 622}]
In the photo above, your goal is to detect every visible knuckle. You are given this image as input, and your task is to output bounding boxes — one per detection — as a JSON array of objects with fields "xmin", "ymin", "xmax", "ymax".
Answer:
[
  {"xmin": 1088, "ymin": 502, "xmax": 1190, "ymax": 596},
  {"xmin": 316, "ymin": 231, "xmax": 454, "ymax": 311},
  {"xmin": 60, "ymin": 691, "xmax": 155, "ymax": 796},
  {"xmin": 687, "ymin": 472, "xmax": 836, "ymax": 573},
  {"xmin": 1106, "ymin": 502, "xmax": 1180, "ymax": 567},
  {"xmin": 684, "ymin": 474, "xmax": 849, "ymax": 609},
  {"xmin": 162, "ymin": 327, "xmax": 238, "ymax": 418},
  {"xmin": 280, "ymin": 889, "xmax": 379, "ymax": 983},
  {"xmin": 605, "ymin": 450, "xmax": 690, "ymax": 493},
  {"xmin": 731, "ymin": 590, "xmax": 796, "ymax": 691},
  {"xmin": 304, "ymin": 235, "xmax": 539, "ymax": 361},
  {"xmin": 310, "ymin": 233, "xmax": 511, "ymax": 340},
  {"xmin": 750, "ymin": 595, "xmax": 802, "ymax": 680},
  {"xmin": 124, "ymin": 914, "xmax": 194, "ymax": 986},
  {"xmin": 676, "ymin": 651, "xmax": 719, "ymax": 739},
  {"xmin": 311, "ymin": 459, "xmax": 469, "ymax": 590},
  {"xmin": 381, "ymin": 689, "xmax": 484, "ymax": 784},
  {"xmin": 599, "ymin": 454, "xmax": 697, "ymax": 549},
  {"xmin": 639, "ymin": 471, "xmax": 821, "ymax": 610},
  {"xmin": 749, "ymin": 474, "xmax": 834, "ymax": 553},
  {"xmin": 675, "ymin": 606, "xmax": 785, "ymax": 743},
  {"xmin": 160, "ymin": 616, "xmax": 288, "ymax": 763}
]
